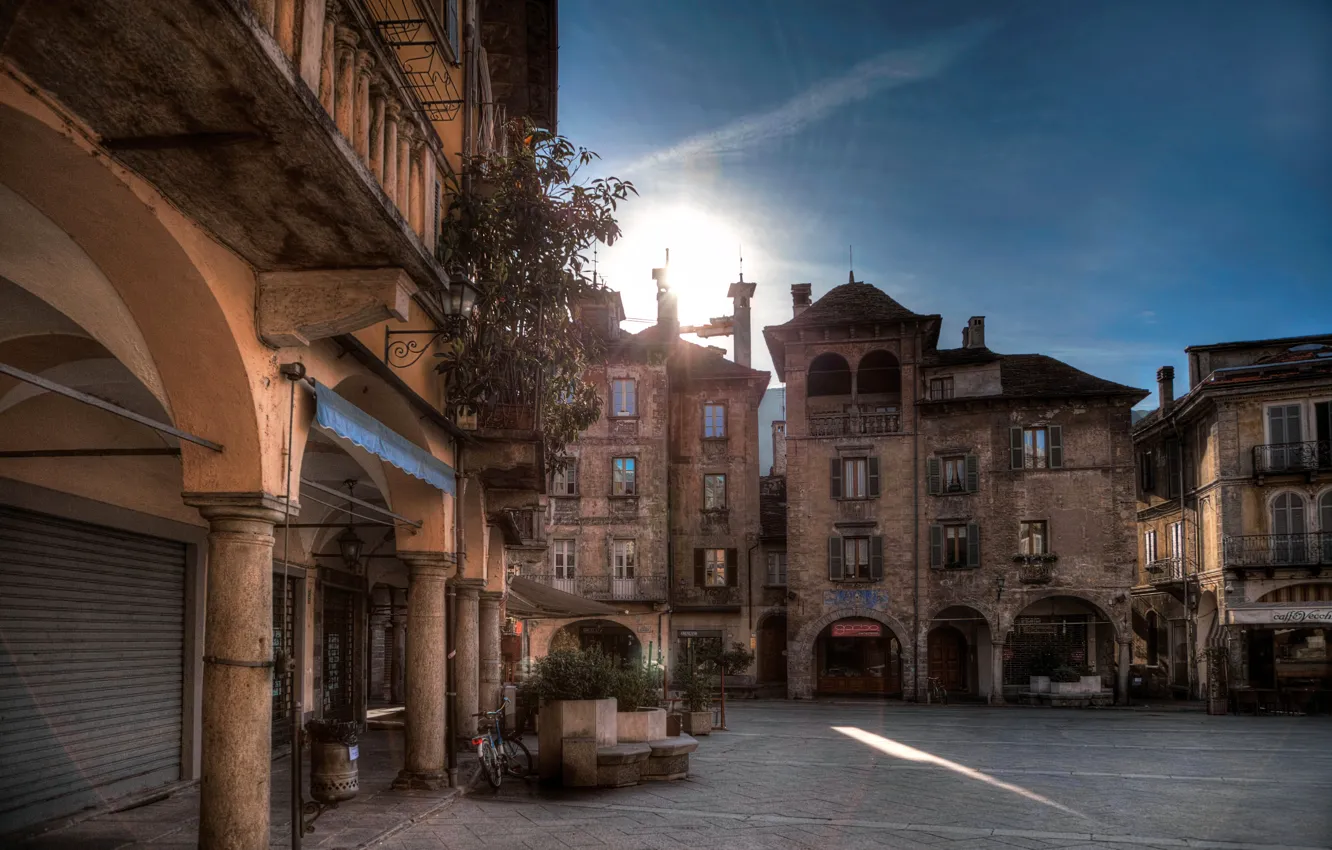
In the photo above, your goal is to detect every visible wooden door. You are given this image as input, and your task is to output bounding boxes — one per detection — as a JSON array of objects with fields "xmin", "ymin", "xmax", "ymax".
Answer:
[
  {"xmin": 758, "ymin": 616, "xmax": 788, "ymax": 683},
  {"xmin": 928, "ymin": 628, "xmax": 967, "ymax": 692}
]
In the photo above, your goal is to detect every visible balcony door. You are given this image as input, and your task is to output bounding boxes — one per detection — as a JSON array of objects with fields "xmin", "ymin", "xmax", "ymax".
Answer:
[
  {"xmin": 1271, "ymin": 492, "xmax": 1307, "ymax": 564},
  {"xmin": 552, "ymin": 539, "xmax": 576, "ymax": 594},
  {"xmin": 612, "ymin": 540, "xmax": 636, "ymax": 600},
  {"xmin": 1318, "ymin": 401, "xmax": 1331, "ymax": 468},
  {"xmin": 1267, "ymin": 404, "xmax": 1303, "ymax": 471}
]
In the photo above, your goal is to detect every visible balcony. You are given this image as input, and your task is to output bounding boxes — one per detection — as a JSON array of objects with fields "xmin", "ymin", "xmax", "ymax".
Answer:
[
  {"xmin": 1015, "ymin": 557, "xmax": 1056, "ymax": 585},
  {"xmin": 1253, "ymin": 441, "xmax": 1332, "ymax": 481},
  {"xmin": 674, "ymin": 584, "xmax": 744, "ymax": 609},
  {"xmin": 1145, "ymin": 557, "xmax": 1186, "ymax": 584},
  {"xmin": 1224, "ymin": 533, "xmax": 1332, "ymax": 571},
  {"xmin": 808, "ymin": 411, "xmax": 902, "ymax": 437},
  {"xmin": 522, "ymin": 573, "xmax": 667, "ymax": 603},
  {"xmin": 461, "ymin": 400, "xmax": 544, "ymax": 493}
]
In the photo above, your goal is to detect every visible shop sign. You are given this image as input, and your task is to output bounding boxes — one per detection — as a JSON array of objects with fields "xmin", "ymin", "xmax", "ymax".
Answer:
[
  {"xmin": 678, "ymin": 629, "xmax": 722, "ymax": 638},
  {"xmin": 823, "ymin": 589, "xmax": 890, "ymax": 611},
  {"xmin": 1229, "ymin": 607, "xmax": 1332, "ymax": 625},
  {"xmin": 832, "ymin": 622, "xmax": 882, "ymax": 638}
]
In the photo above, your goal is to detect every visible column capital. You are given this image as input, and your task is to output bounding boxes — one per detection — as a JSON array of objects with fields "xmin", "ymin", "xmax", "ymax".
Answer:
[
  {"xmin": 355, "ymin": 49, "xmax": 375, "ymax": 75},
  {"xmin": 182, "ymin": 491, "xmax": 288, "ymax": 524},
  {"xmin": 1117, "ymin": 637, "xmax": 1133, "ymax": 647},
  {"xmin": 334, "ymin": 22, "xmax": 359, "ymax": 50},
  {"xmin": 384, "ymin": 97, "xmax": 403, "ymax": 120},
  {"xmin": 479, "ymin": 590, "xmax": 504, "ymax": 603},
  {"xmin": 452, "ymin": 577, "xmax": 486, "ymax": 598},
  {"xmin": 397, "ymin": 550, "xmax": 456, "ymax": 580}
]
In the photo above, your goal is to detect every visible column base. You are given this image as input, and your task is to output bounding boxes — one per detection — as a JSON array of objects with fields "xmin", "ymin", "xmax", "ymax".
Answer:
[{"xmin": 392, "ymin": 769, "xmax": 448, "ymax": 791}]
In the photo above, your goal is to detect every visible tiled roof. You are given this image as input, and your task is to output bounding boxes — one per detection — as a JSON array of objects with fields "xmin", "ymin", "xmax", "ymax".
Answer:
[
  {"xmin": 759, "ymin": 475, "xmax": 786, "ymax": 539},
  {"xmin": 773, "ymin": 281, "xmax": 928, "ymax": 330},
  {"xmin": 998, "ymin": 354, "xmax": 1148, "ymax": 401},
  {"xmin": 924, "ymin": 346, "xmax": 1002, "ymax": 367},
  {"xmin": 614, "ymin": 322, "xmax": 768, "ymax": 382},
  {"xmin": 1185, "ymin": 333, "xmax": 1332, "ymax": 353}
]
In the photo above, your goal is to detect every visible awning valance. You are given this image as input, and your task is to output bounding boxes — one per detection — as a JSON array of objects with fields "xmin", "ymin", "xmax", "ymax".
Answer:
[
  {"xmin": 314, "ymin": 382, "xmax": 455, "ymax": 495},
  {"xmin": 506, "ymin": 576, "xmax": 619, "ymax": 619}
]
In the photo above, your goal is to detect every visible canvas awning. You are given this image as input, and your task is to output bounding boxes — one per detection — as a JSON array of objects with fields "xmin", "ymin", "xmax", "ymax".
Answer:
[
  {"xmin": 314, "ymin": 382, "xmax": 455, "ymax": 494},
  {"xmin": 506, "ymin": 576, "xmax": 619, "ymax": 619}
]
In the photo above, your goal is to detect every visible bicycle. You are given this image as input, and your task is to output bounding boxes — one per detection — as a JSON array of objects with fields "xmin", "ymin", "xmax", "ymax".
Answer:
[
  {"xmin": 926, "ymin": 677, "xmax": 948, "ymax": 705},
  {"xmin": 471, "ymin": 697, "xmax": 531, "ymax": 789}
]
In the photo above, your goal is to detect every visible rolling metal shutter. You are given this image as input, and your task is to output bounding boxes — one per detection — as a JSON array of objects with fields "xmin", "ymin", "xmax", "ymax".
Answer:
[{"xmin": 0, "ymin": 506, "xmax": 186, "ymax": 834}]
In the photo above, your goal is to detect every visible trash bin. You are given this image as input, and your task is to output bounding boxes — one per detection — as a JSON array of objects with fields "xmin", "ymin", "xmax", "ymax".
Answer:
[{"xmin": 306, "ymin": 720, "xmax": 361, "ymax": 804}]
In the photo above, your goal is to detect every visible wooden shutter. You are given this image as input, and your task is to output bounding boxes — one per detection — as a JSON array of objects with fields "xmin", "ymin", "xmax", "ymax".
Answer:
[
  {"xmin": 967, "ymin": 522, "xmax": 981, "ymax": 567},
  {"xmin": 726, "ymin": 548, "xmax": 738, "ymax": 587},
  {"xmin": 965, "ymin": 454, "xmax": 979, "ymax": 492},
  {"xmin": 829, "ymin": 457, "xmax": 842, "ymax": 499},
  {"xmin": 926, "ymin": 457, "xmax": 941, "ymax": 495},
  {"xmin": 870, "ymin": 536, "xmax": 884, "ymax": 581},
  {"xmin": 693, "ymin": 548, "xmax": 705, "ymax": 586},
  {"xmin": 1010, "ymin": 427, "xmax": 1024, "ymax": 469},
  {"xmin": 827, "ymin": 536, "xmax": 843, "ymax": 580},
  {"xmin": 868, "ymin": 457, "xmax": 880, "ymax": 497},
  {"xmin": 1049, "ymin": 426, "xmax": 1063, "ymax": 468},
  {"xmin": 929, "ymin": 525, "xmax": 943, "ymax": 568}
]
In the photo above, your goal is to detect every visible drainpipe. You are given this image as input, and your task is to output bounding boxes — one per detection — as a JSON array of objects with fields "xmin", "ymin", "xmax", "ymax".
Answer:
[
  {"xmin": 447, "ymin": 444, "xmax": 463, "ymax": 788},
  {"xmin": 747, "ymin": 540, "xmax": 760, "ymax": 634},
  {"xmin": 911, "ymin": 329, "xmax": 922, "ymax": 702},
  {"xmin": 1169, "ymin": 417, "xmax": 1195, "ymax": 699}
]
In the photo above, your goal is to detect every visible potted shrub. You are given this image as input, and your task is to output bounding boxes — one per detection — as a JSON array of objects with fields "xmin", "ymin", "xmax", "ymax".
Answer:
[
  {"xmin": 305, "ymin": 719, "xmax": 362, "ymax": 803},
  {"xmin": 1049, "ymin": 665, "xmax": 1082, "ymax": 696},
  {"xmin": 615, "ymin": 662, "xmax": 666, "ymax": 742},
  {"xmin": 674, "ymin": 660, "xmax": 712, "ymax": 736},
  {"xmin": 528, "ymin": 647, "xmax": 619, "ymax": 780},
  {"xmin": 1078, "ymin": 665, "xmax": 1103, "ymax": 694},
  {"xmin": 1029, "ymin": 647, "xmax": 1060, "ymax": 694}
]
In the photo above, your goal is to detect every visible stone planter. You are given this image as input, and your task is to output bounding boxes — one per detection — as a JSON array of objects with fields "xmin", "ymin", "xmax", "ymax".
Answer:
[
  {"xmin": 678, "ymin": 710, "xmax": 711, "ymax": 736},
  {"xmin": 617, "ymin": 707, "xmax": 667, "ymax": 743},
  {"xmin": 1050, "ymin": 680, "xmax": 1082, "ymax": 696},
  {"xmin": 1029, "ymin": 675, "xmax": 1050, "ymax": 694},
  {"xmin": 1080, "ymin": 675, "xmax": 1103, "ymax": 693},
  {"xmin": 537, "ymin": 698, "xmax": 618, "ymax": 781}
]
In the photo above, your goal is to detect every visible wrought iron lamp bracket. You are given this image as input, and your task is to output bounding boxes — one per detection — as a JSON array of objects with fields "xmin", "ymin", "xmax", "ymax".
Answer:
[{"xmin": 384, "ymin": 327, "xmax": 453, "ymax": 369}]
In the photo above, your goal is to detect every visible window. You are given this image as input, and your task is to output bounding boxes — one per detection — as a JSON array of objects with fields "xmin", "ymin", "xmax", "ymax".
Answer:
[
  {"xmin": 1144, "ymin": 529, "xmax": 1158, "ymax": 563},
  {"xmin": 1019, "ymin": 521, "xmax": 1048, "ymax": 555},
  {"xmin": 612, "ymin": 457, "xmax": 636, "ymax": 496},
  {"xmin": 552, "ymin": 459, "xmax": 578, "ymax": 496},
  {"xmin": 831, "ymin": 456, "xmax": 880, "ymax": 498},
  {"xmin": 943, "ymin": 456, "xmax": 966, "ymax": 492},
  {"xmin": 1165, "ymin": 440, "xmax": 1182, "ymax": 498},
  {"xmin": 1168, "ymin": 521, "xmax": 1184, "ymax": 561},
  {"xmin": 704, "ymin": 403, "xmax": 726, "ymax": 438},
  {"xmin": 704, "ymin": 548, "xmax": 727, "ymax": 586},
  {"xmin": 927, "ymin": 454, "xmax": 978, "ymax": 494},
  {"xmin": 1139, "ymin": 450, "xmax": 1155, "ymax": 492},
  {"xmin": 827, "ymin": 535, "xmax": 883, "ymax": 580},
  {"xmin": 703, "ymin": 473, "xmax": 727, "ymax": 510},
  {"xmin": 612, "ymin": 539, "xmax": 636, "ymax": 578},
  {"xmin": 929, "ymin": 522, "xmax": 980, "ymax": 568},
  {"xmin": 944, "ymin": 525, "xmax": 967, "ymax": 566},
  {"xmin": 766, "ymin": 551, "xmax": 787, "ymax": 586},
  {"xmin": 1010, "ymin": 426, "xmax": 1063, "ymax": 469},
  {"xmin": 611, "ymin": 379, "xmax": 637, "ymax": 417},
  {"xmin": 552, "ymin": 539, "xmax": 576, "ymax": 578},
  {"xmin": 929, "ymin": 377, "xmax": 954, "ymax": 400},
  {"xmin": 1267, "ymin": 403, "xmax": 1303, "ymax": 445},
  {"xmin": 844, "ymin": 537, "xmax": 870, "ymax": 579}
]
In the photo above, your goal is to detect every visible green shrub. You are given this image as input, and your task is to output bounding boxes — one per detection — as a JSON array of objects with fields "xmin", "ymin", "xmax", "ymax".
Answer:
[
  {"xmin": 1031, "ymin": 647, "xmax": 1063, "ymax": 676},
  {"xmin": 528, "ymin": 646, "xmax": 617, "ymax": 702},
  {"xmin": 1050, "ymin": 665, "xmax": 1080, "ymax": 683},
  {"xmin": 699, "ymin": 641, "xmax": 755, "ymax": 677},
  {"xmin": 674, "ymin": 659, "xmax": 711, "ymax": 712},
  {"xmin": 614, "ymin": 662, "xmax": 662, "ymax": 711}
]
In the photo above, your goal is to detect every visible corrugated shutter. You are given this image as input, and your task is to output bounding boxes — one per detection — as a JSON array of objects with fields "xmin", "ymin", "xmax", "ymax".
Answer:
[{"xmin": 0, "ymin": 506, "xmax": 186, "ymax": 834}]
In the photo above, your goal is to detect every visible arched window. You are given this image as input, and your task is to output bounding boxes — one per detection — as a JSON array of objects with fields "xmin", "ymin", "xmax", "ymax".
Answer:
[
  {"xmin": 1272, "ymin": 492, "xmax": 1307, "ymax": 535},
  {"xmin": 857, "ymin": 350, "xmax": 901, "ymax": 396},
  {"xmin": 807, "ymin": 353, "xmax": 852, "ymax": 398}
]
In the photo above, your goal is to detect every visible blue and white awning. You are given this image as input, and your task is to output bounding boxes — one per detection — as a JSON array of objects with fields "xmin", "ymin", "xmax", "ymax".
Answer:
[{"xmin": 314, "ymin": 382, "xmax": 455, "ymax": 495}]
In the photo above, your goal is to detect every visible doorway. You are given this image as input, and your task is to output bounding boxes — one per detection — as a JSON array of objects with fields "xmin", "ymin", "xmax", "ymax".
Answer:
[
  {"xmin": 928, "ymin": 627, "xmax": 967, "ymax": 692},
  {"xmin": 758, "ymin": 614, "xmax": 788, "ymax": 684}
]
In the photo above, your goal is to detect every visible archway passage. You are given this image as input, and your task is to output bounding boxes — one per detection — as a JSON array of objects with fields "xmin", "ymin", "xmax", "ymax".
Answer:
[
  {"xmin": 553, "ymin": 619, "xmax": 641, "ymax": 666},
  {"xmin": 815, "ymin": 618, "xmax": 901, "ymax": 696},
  {"xmin": 928, "ymin": 627, "xmax": 967, "ymax": 693},
  {"xmin": 1004, "ymin": 596, "xmax": 1116, "ymax": 694},
  {"xmin": 758, "ymin": 614, "xmax": 788, "ymax": 684},
  {"xmin": 928, "ymin": 605, "xmax": 994, "ymax": 699},
  {"xmin": 856, "ymin": 350, "xmax": 902, "ymax": 406}
]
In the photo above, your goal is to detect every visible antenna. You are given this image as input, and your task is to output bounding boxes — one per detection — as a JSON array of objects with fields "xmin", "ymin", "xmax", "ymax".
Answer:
[
  {"xmin": 592, "ymin": 244, "xmax": 599, "ymax": 285},
  {"xmin": 738, "ymin": 244, "xmax": 744, "ymax": 282}
]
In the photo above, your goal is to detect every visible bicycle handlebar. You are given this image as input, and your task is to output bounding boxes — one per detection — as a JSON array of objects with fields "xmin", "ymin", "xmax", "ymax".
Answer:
[{"xmin": 471, "ymin": 696, "xmax": 512, "ymax": 718}]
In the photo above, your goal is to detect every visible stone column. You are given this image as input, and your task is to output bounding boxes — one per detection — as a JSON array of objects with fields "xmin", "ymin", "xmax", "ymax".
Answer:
[
  {"xmin": 274, "ymin": 0, "xmax": 297, "ymax": 57},
  {"xmin": 383, "ymin": 99, "xmax": 401, "ymax": 206},
  {"xmin": 990, "ymin": 641, "xmax": 1005, "ymax": 705},
  {"xmin": 353, "ymin": 50, "xmax": 374, "ymax": 163},
  {"xmin": 478, "ymin": 591, "xmax": 503, "ymax": 714},
  {"xmin": 1117, "ymin": 639, "xmax": 1132, "ymax": 706},
  {"xmin": 393, "ymin": 552, "xmax": 452, "ymax": 790},
  {"xmin": 396, "ymin": 120, "xmax": 414, "ymax": 222},
  {"xmin": 318, "ymin": 2, "xmax": 337, "ymax": 114},
  {"xmin": 369, "ymin": 84, "xmax": 387, "ymax": 183},
  {"xmin": 452, "ymin": 579, "xmax": 484, "ymax": 737},
  {"xmin": 408, "ymin": 139, "xmax": 423, "ymax": 236},
  {"xmin": 298, "ymin": 0, "xmax": 327, "ymax": 91},
  {"xmin": 420, "ymin": 146, "xmax": 437, "ymax": 250},
  {"xmin": 333, "ymin": 24, "xmax": 358, "ymax": 139},
  {"xmin": 390, "ymin": 589, "xmax": 406, "ymax": 704},
  {"xmin": 183, "ymin": 495, "xmax": 284, "ymax": 850}
]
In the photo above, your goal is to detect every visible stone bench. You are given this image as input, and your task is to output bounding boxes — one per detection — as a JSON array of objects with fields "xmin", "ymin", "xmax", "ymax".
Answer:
[
  {"xmin": 596, "ymin": 742, "xmax": 651, "ymax": 788},
  {"xmin": 642, "ymin": 734, "xmax": 698, "ymax": 781}
]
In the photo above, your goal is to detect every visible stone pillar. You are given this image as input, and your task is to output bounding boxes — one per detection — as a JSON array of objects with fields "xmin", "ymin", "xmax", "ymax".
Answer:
[
  {"xmin": 298, "ymin": 0, "xmax": 327, "ymax": 91},
  {"xmin": 396, "ymin": 121, "xmax": 413, "ymax": 222},
  {"xmin": 1117, "ymin": 639, "xmax": 1132, "ymax": 706},
  {"xmin": 369, "ymin": 85, "xmax": 387, "ymax": 182},
  {"xmin": 420, "ymin": 145, "xmax": 437, "ymax": 249},
  {"xmin": 333, "ymin": 24, "xmax": 358, "ymax": 139},
  {"xmin": 393, "ymin": 552, "xmax": 452, "ymax": 790},
  {"xmin": 251, "ymin": 0, "xmax": 276, "ymax": 33},
  {"xmin": 408, "ymin": 140, "xmax": 423, "ymax": 236},
  {"xmin": 319, "ymin": 2, "xmax": 337, "ymax": 114},
  {"xmin": 990, "ymin": 641, "xmax": 1005, "ymax": 705},
  {"xmin": 383, "ymin": 99, "xmax": 401, "ymax": 206},
  {"xmin": 274, "ymin": 0, "xmax": 297, "ymax": 57},
  {"xmin": 353, "ymin": 50, "xmax": 374, "ymax": 163},
  {"xmin": 183, "ymin": 495, "xmax": 284, "ymax": 850},
  {"xmin": 478, "ymin": 591, "xmax": 503, "ymax": 714},
  {"xmin": 453, "ymin": 579, "xmax": 483, "ymax": 736},
  {"xmin": 390, "ymin": 589, "xmax": 406, "ymax": 704}
]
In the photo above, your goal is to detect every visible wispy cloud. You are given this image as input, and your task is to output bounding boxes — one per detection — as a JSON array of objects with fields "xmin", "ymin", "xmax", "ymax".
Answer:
[{"xmin": 621, "ymin": 19, "xmax": 997, "ymax": 175}]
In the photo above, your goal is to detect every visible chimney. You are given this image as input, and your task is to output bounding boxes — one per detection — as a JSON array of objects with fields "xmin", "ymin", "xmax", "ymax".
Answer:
[
  {"xmin": 791, "ymin": 283, "xmax": 812, "ymax": 318},
  {"xmin": 652, "ymin": 259, "xmax": 678, "ymax": 340},
  {"xmin": 967, "ymin": 316, "xmax": 986, "ymax": 349},
  {"xmin": 727, "ymin": 277, "xmax": 757, "ymax": 367},
  {"xmin": 1157, "ymin": 366, "xmax": 1175, "ymax": 412},
  {"xmin": 771, "ymin": 421, "xmax": 787, "ymax": 475}
]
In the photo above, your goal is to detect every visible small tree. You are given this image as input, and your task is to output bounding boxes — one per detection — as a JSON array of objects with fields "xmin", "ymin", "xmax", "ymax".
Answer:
[
  {"xmin": 699, "ymin": 641, "xmax": 754, "ymax": 678},
  {"xmin": 673, "ymin": 659, "xmax": 711, "ymax": 713},
  {"xmin": 526, "ymin": 646, "xmax": 618, "ymax": 702}
]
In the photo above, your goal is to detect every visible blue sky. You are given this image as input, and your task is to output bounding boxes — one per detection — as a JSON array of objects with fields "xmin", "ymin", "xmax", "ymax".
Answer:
[{"xmin": 558, "ymin": 0, "xmax": 1332, "ymax": 408}]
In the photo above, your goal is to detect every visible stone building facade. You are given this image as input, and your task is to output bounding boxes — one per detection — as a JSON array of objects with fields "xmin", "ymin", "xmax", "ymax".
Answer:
[
  {"xmin": 763, "ymin": 277, "xmax": 1147, "ymax": 702},
  {"xmin": 1131, "ymin": 335, "xmax": 1332, "ymax": 705}
]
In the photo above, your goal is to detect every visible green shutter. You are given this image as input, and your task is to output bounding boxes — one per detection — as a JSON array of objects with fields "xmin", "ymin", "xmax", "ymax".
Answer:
[
  {"xmin": 726, "ymin": 548, "xmax": 738, "ymax": 587},
  {"xmin": 965, "ymin": 454, "xmax": 979, "ymax": 492},
  {"xmin": 693, "ymin": 548, "xmax": 705, "ymax": 586},
  {"xmin": 1049, "ymin": 426, "xmax": 1063, "ymax": 468},
  {"xmin": 870, "ymin": 536, "xmax": 884, "ymax": 581},
  {"xmin": 967, "ymin": 522, "xmax": 981, "ymax": 567},
  {"xmin": 828, "ymin": 536, "xmax": 843, "ymax": 580},
  {"xmin": 868, "ymin": 457, "xmax": 880, "ymax": 497},
  {"xmin": 929, "ymin": 525, "xmax": 943, "ymax": 568},
  {"xmin": 830, "ymin": 457, "xmax": 842, "ymax": 499},
  {"xmin": 927, "ymin": 457, "xmax": 941, "ymax": 495},
  {"xmin": 1010, "ymin": 427, "xmax": 1024, "ymax": 469}
]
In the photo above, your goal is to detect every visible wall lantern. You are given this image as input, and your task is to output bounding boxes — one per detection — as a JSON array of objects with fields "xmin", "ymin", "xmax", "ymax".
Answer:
[
  {"xmin": 995, "ymin": 574, "xmax": 1006, "ymax": 601},
  {"xmin": 445, "ymin": 272, "xmax": 480, "ymax": 317}
]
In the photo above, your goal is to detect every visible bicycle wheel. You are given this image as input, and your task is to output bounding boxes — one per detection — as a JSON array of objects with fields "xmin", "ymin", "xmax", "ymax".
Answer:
[
  {"xmin": 501, "ymin": 737, "xmax": 532, "ymax": 778},
  {"xmin": 477, "ymin": 738, "xmax": 501, "ymax": 789}
]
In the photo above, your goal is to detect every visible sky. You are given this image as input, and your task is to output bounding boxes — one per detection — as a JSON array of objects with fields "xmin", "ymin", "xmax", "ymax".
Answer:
[{"xmin": 556, "ymin": 0, "xmax": 1332, "ymax": 410}]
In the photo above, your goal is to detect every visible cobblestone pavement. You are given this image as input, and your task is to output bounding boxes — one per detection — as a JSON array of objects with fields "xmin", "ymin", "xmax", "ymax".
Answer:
[{"xmin": 382, "ymin": 702, "xmax": 1332, "ymax": 850}]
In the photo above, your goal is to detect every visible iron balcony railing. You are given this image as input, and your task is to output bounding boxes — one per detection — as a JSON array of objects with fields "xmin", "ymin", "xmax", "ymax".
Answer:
[
  {"xmin": 1016, "ymin": 560, "xmax": 1055, "ymax": 585},
  {"xmin": 1223, "ymin": 533, "xmax": 1332, "ymax": 569},
  {"xmin": 1253, "ymin": 441, "xmax": 1332, "ymax": 477},
  {"xmin": 522, "ymin": 573, "xmax": 668, "ymax": 602},
  {"xmin": 808, "ymin": 411, "xmax": 902, "ymax": 437},
  {"xmin": 1145, "ymin": 556, "xmax": 1186, "ymax": 584}
]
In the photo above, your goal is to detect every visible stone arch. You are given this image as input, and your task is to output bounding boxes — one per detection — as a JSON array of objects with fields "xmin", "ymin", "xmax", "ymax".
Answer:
[
  {"xmin": 1316, "ymin": 487, "xmax": 1332, "ymax": 532},
  {"xmin": 788, "ymin": 607, "xmax": 914, "ymax": 699},
  {"xmin": 1267, "ymin": 488, "xmax": 1309, "ymax": 531},
  {"xmin": 855, "ymin": 349, "xmax": 901, "ymax": 396},
  {"xmin": 924, "ymin": 600, "xmax": 1000, "ymax": 641},
  {"xmin": 1000, "ymin": 590, "xmax": 1127, "ymax": 644},
  {"xmin": 807, "ymin": 352, "xmax": 852, "ymax": 398}
]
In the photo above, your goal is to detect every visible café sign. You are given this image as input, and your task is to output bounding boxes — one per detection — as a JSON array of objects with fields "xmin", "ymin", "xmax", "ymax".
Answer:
[
  {"xmin": 832, "ymin": 622, "xmax": 882, "ymax": 638},
  {"xmin": 1228, "ymin": 606, "xmax": 1332, "ymax": 625}
]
